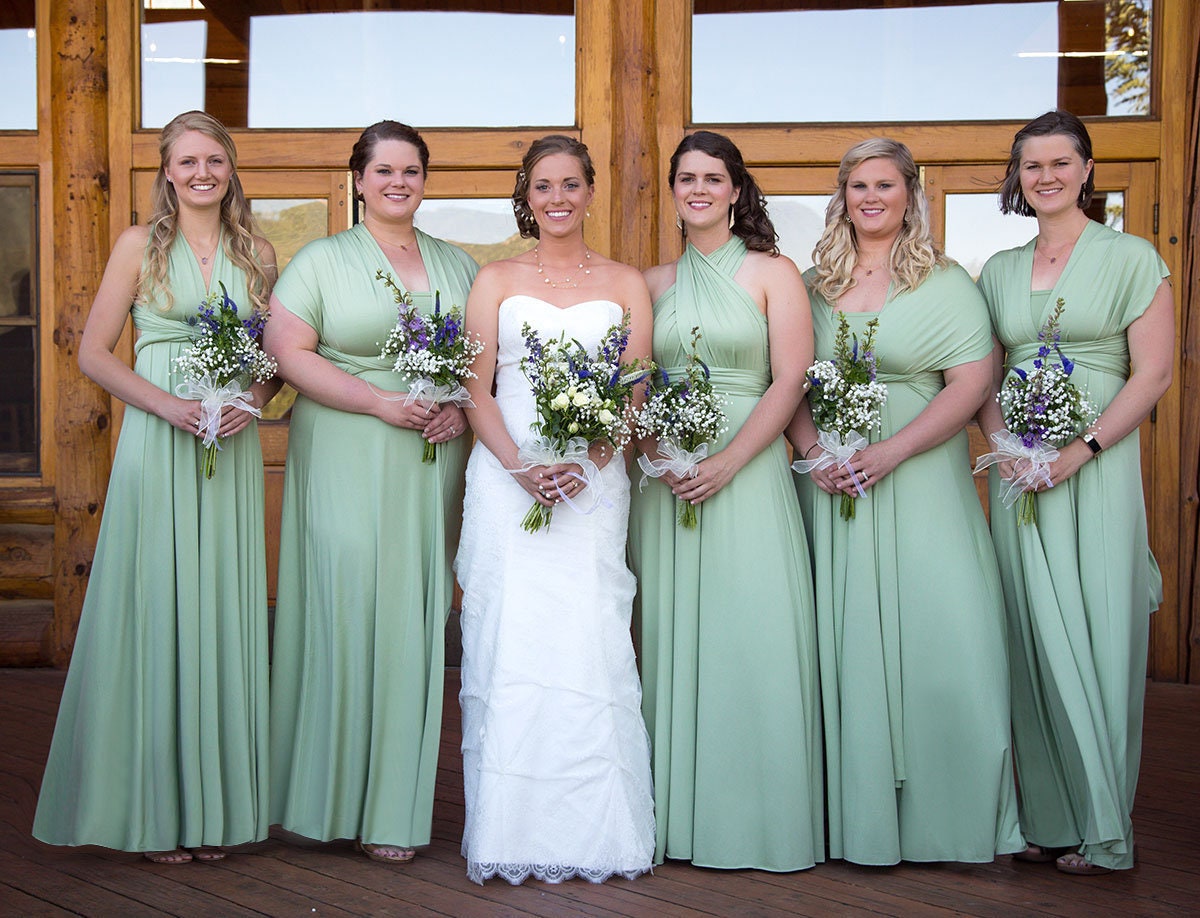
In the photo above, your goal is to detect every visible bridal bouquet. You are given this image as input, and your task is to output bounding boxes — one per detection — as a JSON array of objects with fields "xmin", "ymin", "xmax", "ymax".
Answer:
[
  {"xmin": 635, "ymin": 327, "xmax": 729, "ymax": 528},
  {"xmin": 377, "ymin": 270, "xmax": 484, "ymax": 463},
  {"xmin": 516, "ymin": 311, "xmax": 652, "ymax": 533},
  {"xmin": 173, "ymin": 282, "xmax": 277, "ymax": 479},
  {"xmin": 791, "ymin": 312, "xmax": 887, "ymax": 520},
  {"xmin": 974, "ymin": 298, "xmax": 1097, "ymax": 525}
]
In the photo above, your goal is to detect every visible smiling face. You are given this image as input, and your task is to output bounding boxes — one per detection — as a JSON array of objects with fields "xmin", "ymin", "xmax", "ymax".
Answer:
[
  {"xmin": 1017, "ymin": 133, "xmax": 1094, "ymax": 219},
  {"xmin": 526, "ymin": 152, "xmax": 594, "ymax": 237},
  {"xmin": 164, "ymin": 130, "xmax": 233, "ymax": 210},
  {"xmin": 844, "ymin": 156, "xmax": 908, "ymax": 244},
  {"xmin": 354, "ymin": 138, "xmax": 426, "ymax": 223},
  {"xmin": 672, "ymin": 150, "xmax": 740, "ymax": 233}
]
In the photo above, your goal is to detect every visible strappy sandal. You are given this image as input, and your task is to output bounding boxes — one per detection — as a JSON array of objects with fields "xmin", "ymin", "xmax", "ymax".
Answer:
[
  {"xmin": 190, "ymin": 847, "xmax": 227, "ymax": 862},
  {"xmin": 355, "ymin": 839, "xmax": 415, "ymax": 864},
  {"xmin": 1056, "ymin": 852, "xmax": 1114, "ymax": 876},
  {"xmin": 1013, "ymin": 844, "xmax": 1070, "ymax": 863},
  {"xmin": 143, "ymin": 849, "xmax": 192, "ymax": 865}
]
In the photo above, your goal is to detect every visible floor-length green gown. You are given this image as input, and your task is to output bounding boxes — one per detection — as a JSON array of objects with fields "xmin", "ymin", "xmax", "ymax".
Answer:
[
  {"xmin": 34, "ymin": 235, "xmax": 270, "ymax": 851},
  {"xmin": 629, "ymin": 238, "xmax": 824, "ymax": 871},
  {"xmin": 795, "ymin": 263, "xmax": 1023, "ymax": 865},
  {"xmin": 978, "ymin": 219, "xmax": 1168, "ymax": 870},
  {"xmin": 269, "ymin": 224, "xmax": 476, "ymax": 847}
]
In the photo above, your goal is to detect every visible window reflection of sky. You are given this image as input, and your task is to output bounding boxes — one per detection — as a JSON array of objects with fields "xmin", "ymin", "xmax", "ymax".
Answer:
[
  {"xmin": 693, "ymin": 4, "xmax": 1060, "ymax": 123},
  {"xmin": 247, "ymin": 12, "xmax": 574, "ymax": 129},
  {"xmin": 0, "ymin": 30, "xmax": 37, "ymax": 130}
]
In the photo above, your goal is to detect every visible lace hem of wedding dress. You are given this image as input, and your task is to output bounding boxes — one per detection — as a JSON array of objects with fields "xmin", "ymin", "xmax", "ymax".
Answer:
[{"xmin": 467, "ymin": 860, "xmax": 652, "ymax": 886}]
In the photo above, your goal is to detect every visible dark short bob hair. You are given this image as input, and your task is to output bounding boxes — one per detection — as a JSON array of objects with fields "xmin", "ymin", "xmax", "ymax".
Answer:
[{"xmin": 999, "ymin": 110, "xmax": 1095, "ymax": 217}]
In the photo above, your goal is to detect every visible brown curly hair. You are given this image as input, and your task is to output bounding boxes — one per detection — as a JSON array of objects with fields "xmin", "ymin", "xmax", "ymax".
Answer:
[{"xmin": 512, "ymin": 135, "xmax": 595, "ymax": 240}]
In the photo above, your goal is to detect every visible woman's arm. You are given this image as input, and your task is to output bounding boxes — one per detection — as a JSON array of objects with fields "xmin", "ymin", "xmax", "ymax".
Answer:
[
  {"xmin": 831, "ymin": 351, "xmax": 993, "ymax": 494},
  {"xmin": 460, "ymin": 267, "xmax": 556, "ymax": 506},
  {"xmin": 220, "ymin": 237, "xmax": 284, "ymax": 437},
  {"xmin": 78, "ymin": 226, "xmax": 209, "ymax": 434},
  {"xmin": 672, "ymin": 253, "xmax": 812, "ymax": 504},
  {"xmin": 1042, "ymin": 278, "xmax": 1174, "ymax": 487},
  {"xmin": 263, "ymin": 290, "xmax": 435, "ymax": 431}
]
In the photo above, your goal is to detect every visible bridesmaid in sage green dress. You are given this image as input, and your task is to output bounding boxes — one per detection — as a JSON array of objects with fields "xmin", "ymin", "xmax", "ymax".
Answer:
[
  {"xmin": 34, "ymin": 112, "xmax": 278, "ymax": 864},
  {"xmin": 788, "ymin": 138, "xmax": 1022, "ymax": 865},
  {"xmin": 977, "ymin": 111, "xmax": 1173, "ymax": 876},
  {"xmin": 629, "ymin": 131, "xmax": 823, "ymax": 871},
  {"xmin": 266, "ymin": 122, "xmax": 477, "ymax": 864}
]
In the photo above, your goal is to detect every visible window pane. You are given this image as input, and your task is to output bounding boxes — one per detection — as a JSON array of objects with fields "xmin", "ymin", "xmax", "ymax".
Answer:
[
  {"xmin": 944, "ymin": 190, "xmax": 1125, "ymax": 280},
  {"xmin": 251, "ymin": 198, "xmax": 334, "ymax": 421},
  {"xmin": 252, "ymin": 198, "xmax": 330, "ymax": 273},
  {"xmin": 766, "ymin": 195, "xmax": 832, "ymax": 272},
  {"xmin": 414, "ymin": 199, "xmax": 533, "ymax": 268},
  {"xmin": 0, "ymin": 21, "xmax": 37, "ymax": 130},
  {"xmin": 0, "ymin": 177, "xmax": 37, "ymax": 473},
  {"xmin": 141, "ymin": 2, "xmax": 575, "ymax": 130},
  {"xmin": 693, "ymin": 1, "xmax": 1152, "ymax": 123}
]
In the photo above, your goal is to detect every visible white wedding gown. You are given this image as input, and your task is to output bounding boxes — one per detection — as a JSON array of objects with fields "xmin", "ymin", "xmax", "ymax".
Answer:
[{"xmin": 455, "ymin": 295, "xmax": 655, "ymax": 885}]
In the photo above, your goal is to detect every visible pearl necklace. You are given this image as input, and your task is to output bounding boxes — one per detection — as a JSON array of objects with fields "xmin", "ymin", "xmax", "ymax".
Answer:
[{"xmin": 535, "ymin": 246, "xmax": 591, "ymax": 288}]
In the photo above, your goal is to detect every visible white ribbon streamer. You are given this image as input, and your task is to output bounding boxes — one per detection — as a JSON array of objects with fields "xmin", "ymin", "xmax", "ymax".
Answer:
[
  {"xmin": 404, "ymin": 376, "xmax": 475, "ymax": 411},
  {"xmin": 791, "ymin": 428, "xmax": 869, "ymax": 498},
  {"xmin": 510, "ymin": 434, "xmax": 607, "ymax": 515},
  {"xmin": 972, "ymin": 429, "xmax": 1059, "ymax": 508},
  {"xmin": 637, "ymin": 439, "xmax": 709, "ymax": 491},
  {"xmin": 175, "ymin": 374, "xmax": 260, "ymax": 450}
]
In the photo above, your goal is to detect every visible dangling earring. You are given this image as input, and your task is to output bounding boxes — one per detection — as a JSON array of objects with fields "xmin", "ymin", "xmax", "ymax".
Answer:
[
  {"xmin": 728, "ymin": 208, "xmax": 735, "ymax": 230},
  {"xmin": 586, "ymin": 210, "xmax": 591, "ymax": 218},
  {"xmin": 675, "ymin": 214, "xmax": 683, "ymax": 231}
]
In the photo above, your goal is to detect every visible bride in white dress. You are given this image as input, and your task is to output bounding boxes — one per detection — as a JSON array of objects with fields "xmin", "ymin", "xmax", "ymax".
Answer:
[{"xmin": 456, "ymin": 135, "xmax": 656, "ymax": 885}]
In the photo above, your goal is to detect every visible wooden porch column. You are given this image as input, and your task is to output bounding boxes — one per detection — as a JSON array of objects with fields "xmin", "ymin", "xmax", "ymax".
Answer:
[
  {"xmin": 608, "ymin": 0, "xmax": 658, "ymax": 271},
  {"xmin": 48, "ymin": 0, "xmax": 111, "ymax": 664}
]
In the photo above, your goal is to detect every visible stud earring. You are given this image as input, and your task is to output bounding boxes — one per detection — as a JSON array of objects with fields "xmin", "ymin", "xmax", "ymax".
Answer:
[{"xmin": 586, "ymin": 209, "xmax": 591, "ymax": 218}]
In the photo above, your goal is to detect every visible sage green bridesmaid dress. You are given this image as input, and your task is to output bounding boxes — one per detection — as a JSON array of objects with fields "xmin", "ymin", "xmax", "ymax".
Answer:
[
  {"xmin": 795, "ymin": 264, "xmax": 1023, "ymax": 865},
  {"xmin": 268, "ymin": 224, "xmax": 476, "ymax": 849},
  {"xmin": 629, "ymin": 237, "xmax": 824, "ymax": 872},
  {"xmin": 34, "ymin": 234, "xmax": 269, "ymax": 851},
  {"xmin": 978, "ymin": 219, "xmax": 1168, "ymax": 870}
]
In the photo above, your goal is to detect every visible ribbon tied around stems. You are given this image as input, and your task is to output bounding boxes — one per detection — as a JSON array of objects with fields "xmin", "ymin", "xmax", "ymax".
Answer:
[
  {"xmin": 972, "ymin": 429, "xmax": 1059, "ymax": 508},
  {"xmin": 403, "ymin": 376, "xmax": 476, "ymax": 411},
  {"xmin": 510, "ymin": 434, "xmax": 609, "ymax": 515},
  {"xmin": 791, "ymin": 429, "xmax": 869, "ymax": 498},
  {"xmin": 175, "ymin": 374, "xmax": 260, "ymax": 449},
  {"xmin": 636, "ymin": 439, "xmax": 709, "ymax": 490}
]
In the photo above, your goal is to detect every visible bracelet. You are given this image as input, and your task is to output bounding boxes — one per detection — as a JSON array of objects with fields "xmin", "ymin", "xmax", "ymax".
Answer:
[
  {"xmin": 803, "ymin": 442, "xmax": 820, "ymax": 459},
  {"xmin": 1081, "ymin": 432, "xmax": 1103, "ymax": 455}
]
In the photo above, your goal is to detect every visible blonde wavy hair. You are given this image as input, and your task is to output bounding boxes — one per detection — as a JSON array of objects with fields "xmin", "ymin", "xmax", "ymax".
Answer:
[
  {"xmin": 810, "ymin": 138, "xmax": 948, "ymax": 302},
  {"xmin": 140, "ymin": 111, "xmax": 270, "ymax": 314}
]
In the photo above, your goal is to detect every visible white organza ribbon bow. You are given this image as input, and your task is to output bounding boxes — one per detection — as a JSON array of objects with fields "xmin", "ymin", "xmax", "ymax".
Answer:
[
  {"xmin": 176, "ymin": 374, "xmax": 260, "ymax": 450},
  {"xmin": 972, "ymin": 430, "xmax": 1059, "ymax": 508},
  {"xmin": 791, "ymin": 428, "xmax": 869, "ymax": 498},
  {"xmin": 637, "ymin": 439, "xmax": 709, "ymax": 491},
  {"xmin": 405, "ymin": 376, "xmax": 475, "ymax": 411},
  {"xmin": 511, "ymin": 434, "xmax": 607, "ymax": 515}
]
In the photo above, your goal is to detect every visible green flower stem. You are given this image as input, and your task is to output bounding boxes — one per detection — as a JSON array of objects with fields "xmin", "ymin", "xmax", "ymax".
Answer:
[
  {"xmin": 677, "ymin": 498, "xmax": 697, "ymax": 529},
  {"xmin": 840, "ymin": 493, "xmax": 857, "ymax": 520},
  {"xmin": 522, "ymin": 501, "xmax": 554, "ymax": 533}
]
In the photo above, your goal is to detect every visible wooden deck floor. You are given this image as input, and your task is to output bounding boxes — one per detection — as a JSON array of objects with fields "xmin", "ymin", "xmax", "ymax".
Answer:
[{"xmin": 2, "ymin": 668, "xmax": 1198, "ymax": 917}]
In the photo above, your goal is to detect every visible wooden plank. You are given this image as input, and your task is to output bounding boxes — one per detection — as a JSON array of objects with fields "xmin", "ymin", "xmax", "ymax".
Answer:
[
  {"xmin": 0, "ymin": 882, "xmax": 77, "ymax": 917},
  {"xmin": 0, "ymin": 600, "xmax": 52, "ymax": 666},
  {"xmin": 133, "ymin": 129, "xmax": 578, "ymax": 172},
  {"xmin": 0, "ymin": 525, "xmax": 53, "ymax": 578},
  {"xmin": 47, "ymin": 0, "xmax": 111, "ymax": 667},
  {"xmin": 0, "ymin": 489, "xmax": 54, "ymax": 524},
  {"xmin": 0, "ymin": 135, "xmax": 38, "ymax": 167}
]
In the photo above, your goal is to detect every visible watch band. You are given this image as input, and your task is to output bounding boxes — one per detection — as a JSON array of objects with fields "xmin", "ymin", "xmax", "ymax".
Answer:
[{"xmin": 1082, "ymin": 432, "xmax": 1103, "ymax": 455}]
